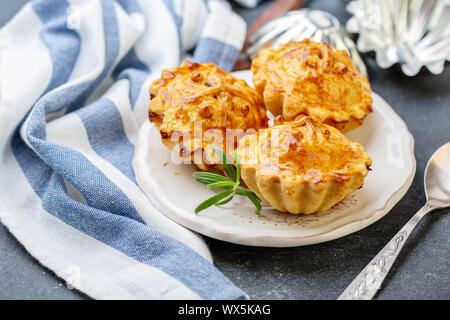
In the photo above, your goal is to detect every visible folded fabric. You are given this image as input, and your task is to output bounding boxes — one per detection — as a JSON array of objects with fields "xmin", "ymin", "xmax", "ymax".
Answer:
[{"xmin": 0, "ymin": 0, "xmax": 248, "ymax": 299}]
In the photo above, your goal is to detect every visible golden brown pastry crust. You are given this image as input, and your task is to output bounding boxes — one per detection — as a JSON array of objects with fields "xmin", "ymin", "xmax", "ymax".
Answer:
[
  {"xmin": 236, "ymin": 116, "xmax": 372, "ymax": 214},
  {"xmin": 149, "ymin": 61, "xmax": 268, "ymax": 170},
  {"xmin": 251, "ymin": 39, "xmax": 373, "ymax": 132}
]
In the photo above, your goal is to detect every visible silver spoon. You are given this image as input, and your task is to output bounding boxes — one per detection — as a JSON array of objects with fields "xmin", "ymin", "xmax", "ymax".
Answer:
[{"xmin": 338, "ymin": 142, "xmax": 450, "ymax": 300}]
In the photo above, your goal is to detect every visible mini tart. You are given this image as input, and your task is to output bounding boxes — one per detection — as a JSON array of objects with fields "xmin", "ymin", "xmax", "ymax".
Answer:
[
  {"xmin": 149, "ymin": 61, "xmax": 268, "ymax": 170},
  {"xmin": 251, "ymin": 39, "xmax": 373, "ymax": 132},
  {"xmin": 236, "ymin": 116, "xmax": 372, "ymax": 214}
]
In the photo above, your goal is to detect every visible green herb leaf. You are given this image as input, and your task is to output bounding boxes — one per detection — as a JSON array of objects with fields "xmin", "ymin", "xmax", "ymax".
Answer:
[
  {"xmin": 193, "ymin": 171, "xmax": 230, "ymax": 182},
  {"xmin": 235, "ymin": 186, "xmax": 252, "ymax": 196},
  {"xmin": 236, "ymin": 187, "xmax": 262, "ymax": 214},
  {"xmin": 195, "ymin": 189, "xmax": 234, "ymax": 214},
  {"xmin": 194, "ymin": 177, "xmax": 218, "ymax": 185},
  {"xmin": 215, "ymin": 195, "xmax": 234, "ymax": 206},
  {"xmin": 207, "ymin": 181, "xmax": 235, "ymax": 189},
  {"xmin": 193, "ymin": 146, "xmax": 262, "ymax": 215},
  {"xmin": 247, "ymin": 193, "xmax": 262, "ymax": 214},
  {"xmin": 210, "ymin": 145, "xmax": 236, "ymax": 181},
  {"xmin": 233, "ymin": 151, "xmax": 240, "ymax": 184}
]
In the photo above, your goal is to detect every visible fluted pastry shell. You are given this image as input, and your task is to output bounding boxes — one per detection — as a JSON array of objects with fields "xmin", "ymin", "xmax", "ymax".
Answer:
[
  {"xmin": 149, "ymin": 61, "xmax": 268, "ymax": 170},
  {"xmin": 251, "ymin": 39, "xmax": 373, "ymax": 132},
  {"xmin": 236, "ymin": 116, "xmax": 372, "ymax": 214}
]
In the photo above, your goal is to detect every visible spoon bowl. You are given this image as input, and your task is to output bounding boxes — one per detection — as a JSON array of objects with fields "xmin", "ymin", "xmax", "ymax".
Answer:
[{"xmin": 425, "ymin": 142, "xmax": 450, "ymax": 208}]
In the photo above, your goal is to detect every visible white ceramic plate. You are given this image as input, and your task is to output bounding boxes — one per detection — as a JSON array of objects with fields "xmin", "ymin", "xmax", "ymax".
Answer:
[{"xmin": 133, "ymin": 70, "xmax": 416, "ymax": 247}]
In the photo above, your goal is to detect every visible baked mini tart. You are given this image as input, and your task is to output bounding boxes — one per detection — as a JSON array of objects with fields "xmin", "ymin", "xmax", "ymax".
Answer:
[
  {"xmin": 251, "ymin": 39, "xmax": 373, "ymax": 132},
  {"xmin": 236, "ymin": 116, "xmax": 372, "ymax": 214},
  {"xmin": 149, "ymin": 61, "xmax": 268, "ymax": 170}
]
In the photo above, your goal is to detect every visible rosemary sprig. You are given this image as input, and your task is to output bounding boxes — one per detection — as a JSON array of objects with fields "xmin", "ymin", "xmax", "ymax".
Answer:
[{"xmin": 193, "ymin": 146, "xmax": 262, "ymax": 214}]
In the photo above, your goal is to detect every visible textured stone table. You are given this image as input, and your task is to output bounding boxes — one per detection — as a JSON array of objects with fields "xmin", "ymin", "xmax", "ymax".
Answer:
[{"xmin": 0, "ymin": 0, "xmax": 449, "ymax": 300}]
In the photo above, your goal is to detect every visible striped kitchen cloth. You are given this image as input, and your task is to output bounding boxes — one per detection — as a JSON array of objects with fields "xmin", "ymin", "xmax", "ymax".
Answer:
[{"xmin": 0, "ymin": 0, "xmax": 249, "ymax": 299}]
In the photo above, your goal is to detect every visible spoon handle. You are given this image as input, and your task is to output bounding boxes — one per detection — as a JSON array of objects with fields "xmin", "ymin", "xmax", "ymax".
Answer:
[{"xmin": 338, "ymin": 203, "xmax": 435, "ymax": 300}]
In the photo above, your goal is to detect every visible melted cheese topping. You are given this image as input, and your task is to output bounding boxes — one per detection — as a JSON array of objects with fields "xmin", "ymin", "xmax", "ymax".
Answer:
[
  {"xmin": 252, "ymin": 39, "xmax": 373, "ymax": 131},
  {"xmin": 237, "ymin": 116, "xmax": 372, "ymax": 183},
  {"xmin": 149, "ymin": 61, "xmax": 268, "ymax": 168}
]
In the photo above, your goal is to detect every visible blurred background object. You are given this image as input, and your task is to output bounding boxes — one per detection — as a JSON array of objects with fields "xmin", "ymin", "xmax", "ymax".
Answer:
[
  {"xmin": 244, "ymin": 9, "xmax": 368, "ymax": 77},
  {"xmin": 234, "ymin": 0, "xmax": 306, "ymax": 70},
  {"xmin": 346, "ymin": 0, "xmax": 450, "ymax": 76},
  {"xmin": 245, "ymin": 0, "xmax": 306, "ymax": 46}
]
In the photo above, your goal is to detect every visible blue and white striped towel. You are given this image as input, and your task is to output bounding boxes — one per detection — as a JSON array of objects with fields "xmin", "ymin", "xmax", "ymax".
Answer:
[{"xmin": 0, "ymin": 0, "xmax": 258, "ymax": 300}]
